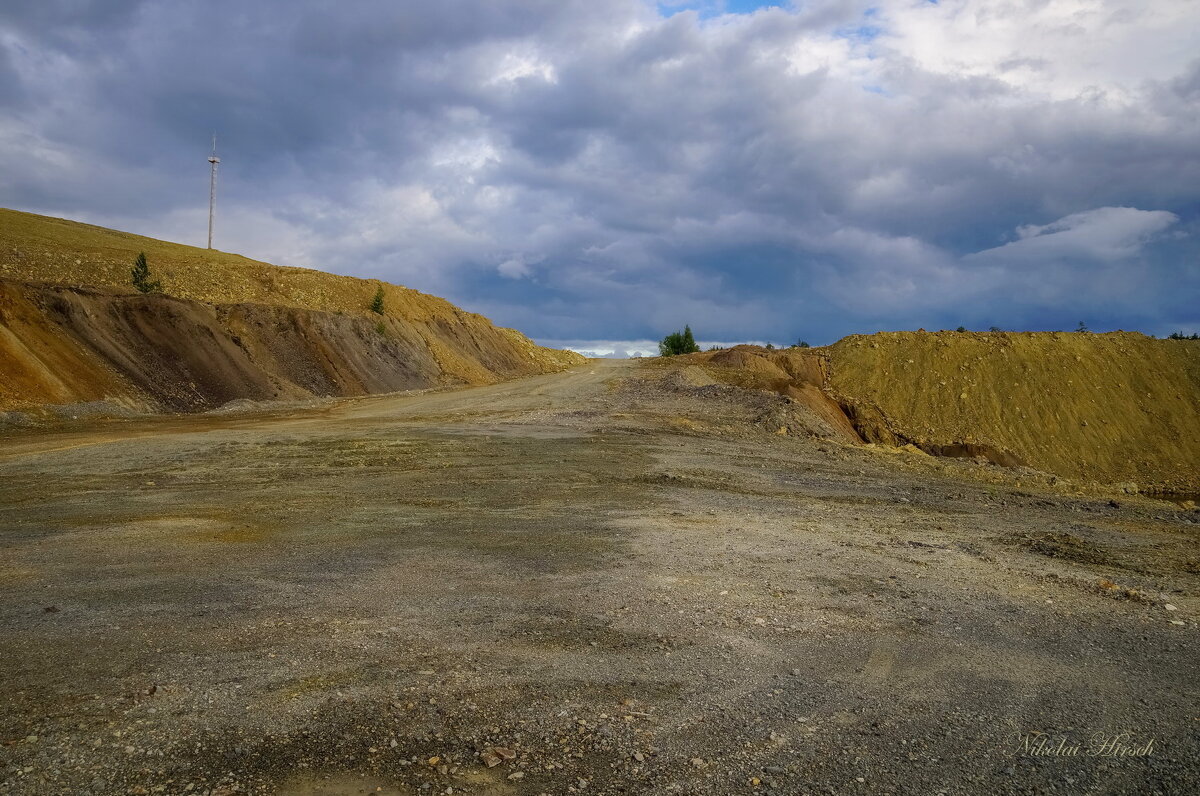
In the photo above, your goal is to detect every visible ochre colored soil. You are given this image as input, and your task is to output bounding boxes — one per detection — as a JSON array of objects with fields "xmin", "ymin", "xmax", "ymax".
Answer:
[
  {"xmin": 0, "ymin": 209, "xmax": 582, "ymax": 412},
  {"xmin": 670, "ymin": 336, "xmax": 1199, "ymax": 494},
  {"xmin": 826, "ymin": 331, "xmax": 1200, "ymax": 494}
]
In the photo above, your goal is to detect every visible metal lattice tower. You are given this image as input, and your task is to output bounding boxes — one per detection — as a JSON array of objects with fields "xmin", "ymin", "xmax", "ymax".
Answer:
[{"xmin": 207, "ymin": 134, "xmax": 220, "ymax": 250}]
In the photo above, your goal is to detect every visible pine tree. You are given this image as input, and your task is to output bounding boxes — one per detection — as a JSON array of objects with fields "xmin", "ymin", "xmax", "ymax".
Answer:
[
  {"xmin": 658, "ymin": 326, "xmax": 701, "ymax": 356},
  {"xmin": 131, "ymin": 252, "xmax": 161, "ymax": 294},
  {"xmin": 370, "ymin": 286, "xmax": 385, "ymax": 315},
  {"xmin": 681, "ymin": 325, "xmax": 698, "ymax": 353}
]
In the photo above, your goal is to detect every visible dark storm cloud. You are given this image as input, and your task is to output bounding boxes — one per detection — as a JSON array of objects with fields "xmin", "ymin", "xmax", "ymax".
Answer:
[
  {"xmin": 0, "ymin": 0, "xmax": 143, "ymax": 40},
  {"xmin": 1, "ymin": 0, "xmax": 1197, "ymax": 345}
]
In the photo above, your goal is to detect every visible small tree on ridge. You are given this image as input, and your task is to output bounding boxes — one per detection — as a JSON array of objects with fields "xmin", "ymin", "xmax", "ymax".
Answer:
[{"xmin": 131, "ymin": 252, "xmax": 162, "ymax": 294}]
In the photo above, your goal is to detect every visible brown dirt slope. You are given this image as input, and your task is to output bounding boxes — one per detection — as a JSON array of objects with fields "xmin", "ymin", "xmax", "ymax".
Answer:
[
  {"xmin": 0, "ymin": 209, "xmax": 583, "ymax": 412},
  {"xmin": 826, "ymin": 331, "xmax": 1200, "ymax": 493},
  {"xmin": 663, "ymin": 345, "xmax": 863, "ymax": 444},
  {"xmin": 664, "ymin": 336, "xmax": 1198, "ymax": 493}
]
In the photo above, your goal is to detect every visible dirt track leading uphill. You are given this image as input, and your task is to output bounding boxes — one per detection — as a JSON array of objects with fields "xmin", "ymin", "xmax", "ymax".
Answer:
[{"xmin": 2, "ymin": 360, "xmax": 1198, "ymax": 795}]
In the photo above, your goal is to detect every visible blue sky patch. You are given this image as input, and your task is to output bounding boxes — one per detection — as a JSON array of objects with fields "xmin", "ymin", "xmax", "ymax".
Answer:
[{"xmin": 657, "ymin": 1, "xmax": 783, "ymax": 20}]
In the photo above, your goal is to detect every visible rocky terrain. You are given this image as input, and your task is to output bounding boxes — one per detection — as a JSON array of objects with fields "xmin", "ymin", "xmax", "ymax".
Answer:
[{"xmin": 1, "ymin": 360, "xmax": 1197, "ymax": 795}]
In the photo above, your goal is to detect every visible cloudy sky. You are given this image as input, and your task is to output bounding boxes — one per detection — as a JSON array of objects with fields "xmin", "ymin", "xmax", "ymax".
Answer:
[{"xmin": 2, "ymin": 1, "xmax": 1198, "ymax": 354}]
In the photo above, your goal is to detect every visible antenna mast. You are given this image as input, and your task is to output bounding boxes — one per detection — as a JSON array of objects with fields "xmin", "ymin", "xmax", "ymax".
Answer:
[{"xmin": 207, "ymin": 134, "xmax": 220, "ymax": 249}]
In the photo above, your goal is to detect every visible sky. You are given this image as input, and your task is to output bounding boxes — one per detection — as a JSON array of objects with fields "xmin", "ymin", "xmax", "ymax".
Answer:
[{"xmin": 1, "ymin": 0, "xmax": 1198, "ymax": 356}]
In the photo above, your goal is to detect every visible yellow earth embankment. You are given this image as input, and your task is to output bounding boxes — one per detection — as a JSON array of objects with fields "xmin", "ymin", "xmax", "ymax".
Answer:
[{"xmin": 0, "ymin": 209, "xmax": 582, "ymax": 412}]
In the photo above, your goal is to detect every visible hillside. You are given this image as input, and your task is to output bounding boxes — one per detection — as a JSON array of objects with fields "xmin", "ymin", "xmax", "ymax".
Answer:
[
  {"xmin": 668, "ymin": 334, "xmax": 1199, "ymax": 495},
  {"xmin": 0, "ymin": 208, "xmax": 582, "ymax": 412},
  {"xmin": 827, "ymin": 331, "xmax": 1200, "ymax": 494}
]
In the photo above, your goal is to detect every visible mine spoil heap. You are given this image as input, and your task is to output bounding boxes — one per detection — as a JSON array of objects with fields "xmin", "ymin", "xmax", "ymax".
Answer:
[{"xmin": 0, "ymin": 208, "xmax": 583, "ymax": 413}]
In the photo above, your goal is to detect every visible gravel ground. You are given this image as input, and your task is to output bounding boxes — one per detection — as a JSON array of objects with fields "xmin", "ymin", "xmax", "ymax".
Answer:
[{"xmin": 1, "ymin": 360, "xmax": 1197, "ymax": 795}]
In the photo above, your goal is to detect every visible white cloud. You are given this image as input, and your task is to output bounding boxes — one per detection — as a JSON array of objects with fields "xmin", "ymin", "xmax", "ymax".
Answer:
[
  {"xmin": 969, "ymin": 206, "xmax": 1180, "ymax": 264},
  {"xmin": 486, "ymin": 47, "xmax": 558, "ymax": 85},
  {"xmin": 877, "ymin": 0, "xmax": 1199, "ymax": 101},
  {"xmin": 539, "ymin": 339, "xmax": 662, "ymax": 358},
  {"xmin": 497, "ymin": 257, "xmax": 532, "ymax": 279},
  {"xmin": 541, "ymin": 338, "xmax": 773, "ymax": 358}
]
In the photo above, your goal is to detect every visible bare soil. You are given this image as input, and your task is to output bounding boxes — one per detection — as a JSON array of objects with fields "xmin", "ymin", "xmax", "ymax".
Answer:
[
  {"xmin": 0, "ymin": 208, "xmax": 582, "ymax": 413},
  {"xmin": 825, "ymin": 332, "xmax": 1200, "ymax": 493},
  {"xmin": 1, "ymin": 360, "xmax": 1197, "ymax": 796}
]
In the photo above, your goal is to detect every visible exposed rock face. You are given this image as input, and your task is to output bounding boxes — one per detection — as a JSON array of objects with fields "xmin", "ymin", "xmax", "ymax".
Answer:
[
  {"xmin": 0, "ymin": 280, "xmax": 581, "ymax": 412},
  {"xmin": 0, "ymin": 209, "xmax": 583, "ymax": 413}
]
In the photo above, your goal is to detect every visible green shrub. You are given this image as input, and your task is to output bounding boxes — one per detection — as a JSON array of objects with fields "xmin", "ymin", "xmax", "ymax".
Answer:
[
  {"xmin": 370, "ymin": 286, "xmax": 385, "ymax": 315},
  {"xmin": 130, "ymin": 252, "xmax": 161, "ymax": 294},
  {"xmin": 659, "ymin": 325, "xmax": 700, "ymax": 356}
]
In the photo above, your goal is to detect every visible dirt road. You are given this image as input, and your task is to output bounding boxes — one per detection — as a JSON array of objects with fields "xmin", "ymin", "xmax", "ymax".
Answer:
[{"xmin": 1, "ymin": 360, "xmax": 1197, "ymax": 795}]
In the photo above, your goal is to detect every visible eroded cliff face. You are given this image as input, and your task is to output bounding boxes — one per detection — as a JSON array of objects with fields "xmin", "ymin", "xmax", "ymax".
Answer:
[
  {"xmin": 0, "ymin": 209, "xmax": 582, "ymax": 414},
  {"xmin": 0, "ymin": 280, "xmax": 580, "ymax": 413}
]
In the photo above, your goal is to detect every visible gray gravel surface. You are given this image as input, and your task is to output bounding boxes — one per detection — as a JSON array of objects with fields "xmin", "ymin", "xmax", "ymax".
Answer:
[{"xmin": 1, "ymin": 360, "xmax": 1197, "ymax": 795}]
